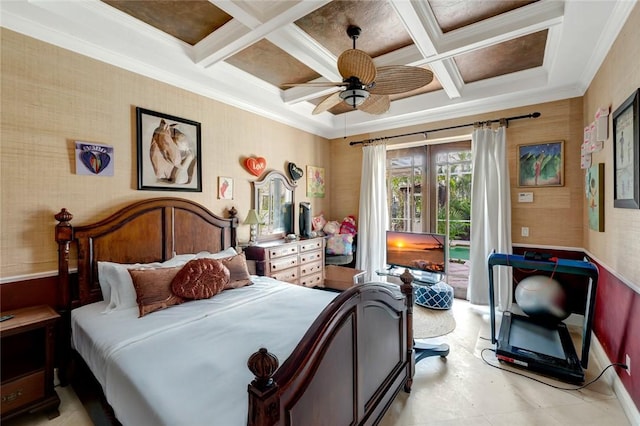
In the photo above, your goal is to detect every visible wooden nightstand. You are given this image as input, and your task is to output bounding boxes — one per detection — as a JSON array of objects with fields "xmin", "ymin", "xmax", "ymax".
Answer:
[{"xmin": 1, "ymin": 305, "xmax": 61, "ymax": 421}]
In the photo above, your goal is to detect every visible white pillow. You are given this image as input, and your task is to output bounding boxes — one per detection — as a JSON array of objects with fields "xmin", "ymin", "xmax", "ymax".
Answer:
[
  {"xmin": 98, "ymin": 261, "xmax": 163, "ymax": 312},
  {"xmin": 97, "ymin": 262, "xmax": 113, "ymax": 303},
  {"xmin": 194, "ymin": 247, "xmax": 238, "ymax": 259},
  {"xmin": 163, "ymin": 253, "xmax": 198, "ymax": 266},
  {"xmin": 97, "ymin": 250, "xmax": 236, "ymax": 312}
]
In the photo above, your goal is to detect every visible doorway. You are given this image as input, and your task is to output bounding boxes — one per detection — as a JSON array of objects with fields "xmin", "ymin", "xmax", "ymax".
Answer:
[{"xmin": 387, "ymin": 141, "xmax": 471, "ymax": 298}]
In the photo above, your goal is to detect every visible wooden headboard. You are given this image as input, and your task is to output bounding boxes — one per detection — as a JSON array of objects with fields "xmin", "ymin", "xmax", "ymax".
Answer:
[{"xmin": 55, "ymin": 198, "xmax": 238, "ymax": 309}]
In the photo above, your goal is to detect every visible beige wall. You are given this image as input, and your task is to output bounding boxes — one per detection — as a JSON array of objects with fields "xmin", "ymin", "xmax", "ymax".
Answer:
[
  {"xmin": 330, "ymin": 98, "xmax": 585, "ymax": 248},
  {"xmin": 583, "ymin": 4, "xmax": 640, "ymax": 288},
  {"xmin": 0, "ymin": 28, "xmax": 330, "ymax": 278}
]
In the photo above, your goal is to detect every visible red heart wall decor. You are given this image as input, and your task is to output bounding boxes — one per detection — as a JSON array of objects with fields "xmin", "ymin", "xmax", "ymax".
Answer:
[{"xmin": 245, "ymin": 157, "xmax": 267, "ymax": 177}]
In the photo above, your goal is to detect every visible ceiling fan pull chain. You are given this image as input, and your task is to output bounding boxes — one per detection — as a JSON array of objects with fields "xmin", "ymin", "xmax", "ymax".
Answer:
[{"xmin": 344, "ymin": 113, "xmax": 347, "ymax": 139}]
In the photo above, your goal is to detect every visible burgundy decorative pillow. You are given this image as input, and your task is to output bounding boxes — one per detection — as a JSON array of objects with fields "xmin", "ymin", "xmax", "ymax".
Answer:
[
  {"xmin": 219, "ymin": 253, "xmax": 253, "ymax": 289},
  {"xmin": 171, "ymin": 258, "xmax": 230, "ymax": 300},
  {"xmin": 129, "ymin": 266, "xmax": 185, "ymax": 317}
]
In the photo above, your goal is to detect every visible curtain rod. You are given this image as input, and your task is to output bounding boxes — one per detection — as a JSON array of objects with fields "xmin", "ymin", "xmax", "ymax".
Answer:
[{"xmin": 349, "ymin": 112, "xmax": 541, "ymax": 146}]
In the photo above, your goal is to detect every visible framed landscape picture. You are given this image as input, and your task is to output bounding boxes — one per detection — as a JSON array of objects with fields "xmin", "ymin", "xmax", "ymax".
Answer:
[
  {"xmin": 517, "ymin": 141, "xmax": 564, "ymax": 187},
  {"xmin": 612, "ymin": 89, "xmax": 639, "ymax": 209},
  {"xmin": 136, "ymin": 107, "xmax": 202, "ymax": 192}
]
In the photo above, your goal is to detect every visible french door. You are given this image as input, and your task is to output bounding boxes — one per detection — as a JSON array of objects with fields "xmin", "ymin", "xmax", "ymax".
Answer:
[{"xmin": 387, "ymin": 141, "xmax": 471, "ymax": 297}]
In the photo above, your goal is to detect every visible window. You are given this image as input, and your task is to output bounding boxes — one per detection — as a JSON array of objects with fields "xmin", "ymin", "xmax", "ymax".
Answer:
[
  {"xmin": 435, "ymin": 147, "xmax": 472, "ymax": 244},
  {"xmin": 387, "ymin": 142, "xmax": 470, "ymax": 237},
  {"xmin": 387, "ymin": 147, "xmax": 426, "ymax": 232}
]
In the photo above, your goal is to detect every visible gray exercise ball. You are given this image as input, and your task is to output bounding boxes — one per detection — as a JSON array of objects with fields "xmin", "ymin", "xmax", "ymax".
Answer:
[{"xmin": 515, "ymin": 275, "xmax": 569, "ymax": 322}]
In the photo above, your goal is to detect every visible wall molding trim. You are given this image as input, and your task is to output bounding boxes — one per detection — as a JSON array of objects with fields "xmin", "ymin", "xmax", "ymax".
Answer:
[
  {"xmin": 591, "ymin": 333, "xmax": 640, "ymax": 424},
  {"xmin": 1, "ymin": 270, "xmax": 57, "ymax": 284},
  {"xmin": 0, "ymin": 268, "xmax": 76, "ymax": 285},
  {"xmin": 512, "ymin": 243, "xmax": 584, "ymax": 252},
  {"xmin": 584, "ymin": 249, "xmax": 640, "ymax": 295}
]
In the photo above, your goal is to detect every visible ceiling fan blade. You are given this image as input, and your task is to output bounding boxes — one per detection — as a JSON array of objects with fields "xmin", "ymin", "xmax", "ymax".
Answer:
[
  {"xmin": 312, "ymin": 92, "xmax": 343, "ymax": 115},
  {"xmin": 358, "ymin": 94, "xmax": 390, "ymax": 115},
  {"xmin": 369, "ymin": 66, "xmax": 434, "ymax": 95},
  {"xmin": 337, "ymin": 49, "xmax": 376, "ymax": 84},
  {"xmin": 281, "ymin": 82, "xmax": 347, "ymax": 88}
]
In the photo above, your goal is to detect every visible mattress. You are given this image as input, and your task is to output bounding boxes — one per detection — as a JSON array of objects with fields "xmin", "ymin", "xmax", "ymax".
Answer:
[{"xmin": 71, "ymin": 276, "xmax": 337, "ymax": 426}]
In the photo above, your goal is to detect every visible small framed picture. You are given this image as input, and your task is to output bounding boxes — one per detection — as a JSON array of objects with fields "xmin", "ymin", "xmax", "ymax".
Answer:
[
  {"xmin": 136, "ymin": 107, "xmax": 201, "ymax": 192},
  {"xmin": 612, "ymin": 88, "xmax": 639, "ymax": 209},
  {"xmin": 517, "ymin": 141, "xmax": 564, "ymax": 187},
  {"xmin": 75, "ymin": 141, "xmax": 114, "ymax": 176},
  {"xmin": 586, "ymin": 163, "xmax": 604, "ymax": 232},
  {"xmin": 306, "ymin": 166, "xmax": 325, "ymax": 198},
  {"xmin": 218, "ymin": 177, "xmax": 233, "ymax": 200}
]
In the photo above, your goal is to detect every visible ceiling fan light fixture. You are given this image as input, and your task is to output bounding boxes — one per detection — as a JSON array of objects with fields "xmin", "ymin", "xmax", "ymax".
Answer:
[{"xmin": 340, "ymin": 87, "xmax": 369, "ymax": 108}]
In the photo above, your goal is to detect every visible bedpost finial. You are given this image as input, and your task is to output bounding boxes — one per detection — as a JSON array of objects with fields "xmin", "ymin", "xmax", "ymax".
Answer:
[
  {"xmin": 228, "ymin": 206, "xmax": 238, "ymax": 219},
  {"xmin": 400, "ymin": 269, "xmax": 414, "ymax": 285},
  {"xmin": 55, "ymin": 208, "xmax": 73, "ymax": 224},
  {"xmin": 248, "ymin": 347, "xmax": 279, "ymax": 389},
  {"xmin": 55, "ymin": 208, "xmax": 73, "ymax": 244}
]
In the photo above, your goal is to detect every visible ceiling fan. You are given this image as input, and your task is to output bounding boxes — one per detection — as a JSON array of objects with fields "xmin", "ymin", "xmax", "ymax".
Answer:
[{"xmin": 284, "ymin": 25, "xmax": 433, "ymax": 115}]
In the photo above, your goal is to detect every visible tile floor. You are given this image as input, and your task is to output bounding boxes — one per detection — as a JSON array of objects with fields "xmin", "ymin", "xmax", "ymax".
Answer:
[{"xmin": 4, "ymin": 300, "xmax": 631, "ymax": 426}]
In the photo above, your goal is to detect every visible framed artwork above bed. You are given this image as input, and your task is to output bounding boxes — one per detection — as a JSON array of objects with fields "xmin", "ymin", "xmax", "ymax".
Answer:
[{"xmin": 136, "ymin": 107, "xmax": 202, "ymax": 192}]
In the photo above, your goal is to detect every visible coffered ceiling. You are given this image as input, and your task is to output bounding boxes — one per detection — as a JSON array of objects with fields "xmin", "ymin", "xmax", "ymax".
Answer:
[{"xmin": 1, "ymin": 1, "xmax": 635, "ymax": 139}]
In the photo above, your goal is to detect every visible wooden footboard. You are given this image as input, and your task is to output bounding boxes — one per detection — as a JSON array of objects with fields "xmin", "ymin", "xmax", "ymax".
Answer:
[{"xmin": 248, "ymin": 276, "xmax": 414, "ymax": 426}]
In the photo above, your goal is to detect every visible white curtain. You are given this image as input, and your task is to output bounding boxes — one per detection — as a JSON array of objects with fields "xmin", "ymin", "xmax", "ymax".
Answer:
[
  {"xmin": 467, "ymin": 126, "xmax": 513, "ymax": 311},
  {"xmin": 356, "ymin": 143, "xmax": 388, "ymax": 282}
]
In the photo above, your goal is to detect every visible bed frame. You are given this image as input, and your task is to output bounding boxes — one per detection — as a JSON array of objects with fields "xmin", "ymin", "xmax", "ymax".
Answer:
[{"xmin": 54, "ymin": 197, "xmax": 415, "ymax": 425}]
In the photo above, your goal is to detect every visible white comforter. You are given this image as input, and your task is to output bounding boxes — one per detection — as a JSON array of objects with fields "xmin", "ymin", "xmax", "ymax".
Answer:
[{"xmin": 71, "ymin": 276, "xmax": 338, "ymax": 426}]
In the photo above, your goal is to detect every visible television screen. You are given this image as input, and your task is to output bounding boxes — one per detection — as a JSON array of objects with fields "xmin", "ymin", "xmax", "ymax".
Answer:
[{"xmin": 386, "ymin": 231, "xmax": 447, "ymax": 275}]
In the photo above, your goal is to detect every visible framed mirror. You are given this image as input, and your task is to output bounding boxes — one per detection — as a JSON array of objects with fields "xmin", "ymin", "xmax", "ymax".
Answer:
[{"xmin": 253, "ymin": 170, "xmax": 296, "ymax": 241}]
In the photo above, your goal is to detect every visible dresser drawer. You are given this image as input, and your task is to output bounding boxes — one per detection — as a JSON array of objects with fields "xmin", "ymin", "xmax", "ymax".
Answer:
[
  {"xmin": 1, "ymin": 371, "xmax": 45, "ymax": 415},
  {"xmin": 271, "ymin": 268, "xmax": 299, "ymax": 283},
  {"xmin": 300, "ymin": 250, "xmax": 323, "ymax": 264},
  {"xmin": 299, "ymin": 239, "xmax": 323, "ymax": 252},
  {"xmin": 268, "ymin": 244, "xmax": 298, "ymax": 259},
  {"xmin": 300, "ymin": 259, "xmax": 323, "ymax": 277},
  {"xmin": 270, "ymin": 255, "xmax": 299, "ymax": 272},
  {"xmin": 300, "ymin": 272, "xmax": 323, "ymax": 287},
  {"xmin": 244, "ymin": 239, "xmax": 325, "ymax": 287}
]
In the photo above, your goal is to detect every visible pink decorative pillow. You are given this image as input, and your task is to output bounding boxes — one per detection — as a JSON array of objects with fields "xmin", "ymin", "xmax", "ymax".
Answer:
[
  {"xmin": 312, "ymin": 213, "xmax": 327, "ymax": 232},
  {"xmin": 129, "ymin": 266, "xmax": 185, "ymax": 317},
  {"xmin": 326, "ymin": 234, "xmax": 354, "ymax": 255},
  {"xmin": 219, "ymin": 253, "xmax": 253, "ymax": 289},
  {"xmin": 171, "ymin": 258, "xmax": 230, "ymax": 300}
]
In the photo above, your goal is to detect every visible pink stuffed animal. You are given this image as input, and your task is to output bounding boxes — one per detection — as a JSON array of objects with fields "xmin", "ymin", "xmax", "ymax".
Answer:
[{"xmin": 340, "ymin": 215, "xmax": 357, "ymax": 235}]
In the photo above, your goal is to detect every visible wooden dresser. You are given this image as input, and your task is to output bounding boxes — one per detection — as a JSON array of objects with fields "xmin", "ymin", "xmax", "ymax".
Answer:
[{"xmin": 244, "ymin": 237, "xmax": 325, "ymax": 287}]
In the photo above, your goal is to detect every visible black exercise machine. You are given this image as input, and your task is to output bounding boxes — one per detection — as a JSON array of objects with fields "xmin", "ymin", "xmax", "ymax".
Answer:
[{"xmin": 487, "ymin": 253, "xmax": 598, "ymax": 383}]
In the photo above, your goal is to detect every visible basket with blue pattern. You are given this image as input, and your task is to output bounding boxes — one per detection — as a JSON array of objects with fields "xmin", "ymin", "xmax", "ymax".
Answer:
[{"xmin": 414, "ymin": 281, "xmax": 453, "ymax": 310}]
